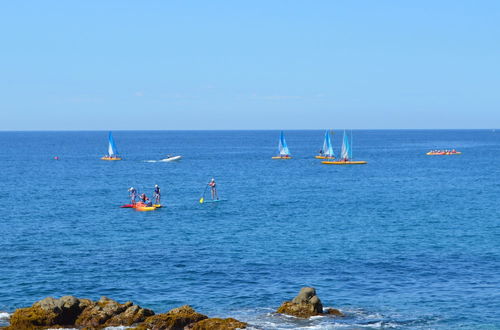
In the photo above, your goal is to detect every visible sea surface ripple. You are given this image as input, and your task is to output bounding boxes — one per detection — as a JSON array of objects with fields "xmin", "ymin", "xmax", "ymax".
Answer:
[{"xmin": 0, "ymin": 130, "xmax": 499, "ymax": 329}]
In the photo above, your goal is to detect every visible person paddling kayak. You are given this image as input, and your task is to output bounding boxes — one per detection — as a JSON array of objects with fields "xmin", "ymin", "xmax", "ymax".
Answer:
[
  {"xmin": 153, "ymin": 184, "xmax": 161, "ymax": 204},
  {"xmin": 208, "ymin": 178, "xmax": 218, "ymax": 200},
  {"xmin": 139, "ymin": 193, "xmax": 153, "ymax": 206}
]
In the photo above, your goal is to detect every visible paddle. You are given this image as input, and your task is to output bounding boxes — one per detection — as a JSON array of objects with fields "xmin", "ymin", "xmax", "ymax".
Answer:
[{"xmin": 199, "ymin": 181, "xmax": 210, "ymax": 204}]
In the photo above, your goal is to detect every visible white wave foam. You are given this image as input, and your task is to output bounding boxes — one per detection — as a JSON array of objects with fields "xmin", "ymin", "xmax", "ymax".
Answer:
[{"xmin": 0, "ymin": 312, "xmax": 10, "ymax": 320}]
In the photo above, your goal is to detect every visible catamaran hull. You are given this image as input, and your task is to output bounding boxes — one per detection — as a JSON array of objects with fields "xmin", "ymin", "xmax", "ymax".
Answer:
[
  {"xmin": 322, "ymin": 161, "xmax": 367, "ymax": 165},
  {"xmin": 315, "ymin": 156, "xmax": 335, "ymax": 159},
  {"xmin": 272, "ymin": 156, "xmax": 292, "ymax": 159},
  {"xmin": 101, "ymin": 156, "xmax": 122, "ymax": 161}
]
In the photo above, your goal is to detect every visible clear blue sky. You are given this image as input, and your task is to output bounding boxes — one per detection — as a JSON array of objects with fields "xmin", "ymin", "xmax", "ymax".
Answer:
[{"xmin": 1, "ymin": 1, "xmax": 499, "ymax": 130}]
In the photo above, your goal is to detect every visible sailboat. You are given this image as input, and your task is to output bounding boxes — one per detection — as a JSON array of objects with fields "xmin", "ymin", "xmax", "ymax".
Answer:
[
  {"xmin": 272, "ymin": 131, "xmax": 292, "ymax": 159},
  {"xmin": 322, "ymin": 130, "xmax": 366, "ymax": 165},
  {"xmin": 101, "ymin": 132, "xmax": 122, "ymax": 161},
  {"xmin": 315, "ymin": 130, "xmax": 335, "ymax": 159}
]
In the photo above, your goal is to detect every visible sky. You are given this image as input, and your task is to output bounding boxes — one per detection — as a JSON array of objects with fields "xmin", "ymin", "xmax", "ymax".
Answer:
[{"xmin": 0, "ymin": 1, "xmax": 499, "ymax": 130}]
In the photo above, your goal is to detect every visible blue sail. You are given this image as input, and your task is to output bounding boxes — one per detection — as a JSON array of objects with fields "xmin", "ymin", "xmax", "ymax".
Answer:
[
  {"xmin": 279, "ymin": 131, "xmax": 290, "ymax": 156},
  {"xmin": 323, "ymin": 130, "xmax": 335, "ymax": 157},
  {"xmin": 340, "ymin": 130, "xmax": 351, "ymax": 160},
  {"xmin": 108, "ymin": 132, "xmax": 119, "ymax": 156}
]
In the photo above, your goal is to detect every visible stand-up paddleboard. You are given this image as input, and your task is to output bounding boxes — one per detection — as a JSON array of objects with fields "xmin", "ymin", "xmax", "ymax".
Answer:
[
  {"xmin": 121, "ymin": 202, "xmax": 160, "ymax": 211},
  {"xmin": 202, "ymin": 199, "xmax": 226, "ymax": 203},
  {"xmin": 136, "ymin": 206, "xmax": 156, "ymax": 211}
]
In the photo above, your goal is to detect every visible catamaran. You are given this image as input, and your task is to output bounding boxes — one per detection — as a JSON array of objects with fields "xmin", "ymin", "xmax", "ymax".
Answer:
[
  {"xmin": 322, "ymin": 130, "xmax": 366, "ymax": 165},
  {"xmin": 272, "ymin": 131, "xmax": 292, "ymax": 159},
  {"xmin": 315, "ymin": 130, "xmax": 335, "ymax": 159},
  {"xmin": 101, "ymin": 132, "xmax": 122, "ymax": 161}
]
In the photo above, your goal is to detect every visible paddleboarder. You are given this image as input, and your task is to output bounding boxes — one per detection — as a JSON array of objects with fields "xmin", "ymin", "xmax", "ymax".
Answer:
[
  {"xmin": 208, "ymin": 178, "xmax": 218, "ymax": 200},
  {"xmin": 128, "ymin": 187, "xmax": 138, "ymax": 204},
  {"xmin": 153, "ymin": 184, "xmax": 161, "ymax": 204}
]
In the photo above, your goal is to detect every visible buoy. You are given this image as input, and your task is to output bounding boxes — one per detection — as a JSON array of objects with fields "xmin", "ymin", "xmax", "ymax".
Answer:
[{"xmin": 54, "ymin": 156, "xmax": 59, "ymax": 160}]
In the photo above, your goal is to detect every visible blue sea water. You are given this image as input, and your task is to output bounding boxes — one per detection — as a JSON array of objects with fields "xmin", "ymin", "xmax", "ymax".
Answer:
[{"xmin": 0, "ymin": 130, "xmax": 499, "ymax": 329}]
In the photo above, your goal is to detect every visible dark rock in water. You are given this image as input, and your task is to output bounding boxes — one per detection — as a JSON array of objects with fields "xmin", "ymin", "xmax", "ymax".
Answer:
[
  {"xmin": 108, "ymin": 304, "xmax": 155, "ymax": 326},
  {"xmin": 277, "ymin": 287, "xmax": 343, "ymax": 318},
  {"xmin": 191, "ymin": 317, "xmax": 247, "ymax": 329},
  {"xmin": 324, "ymin": 307, "xmax": 343, "ymax": 316},
  {"xmin": 3, "ymin": 296, "xmax": 246, "ymax": 330},
  {"xmin": 5, "ymin": 296, "xmax": 153, "ymax": 329},
  {"xmin": 6, "ymin": 295, "xmax": 89, "ymax": 329},
  {"xmin": 132, "ymin": 305, "xmax": 208, "ymax": 330},
  {"xmin": 75, "ymin": 296, "xmax": 154, "ymax": 328},
  {"xmin": 6, "ymin": 305, "xmax": 59, "ymax": 329}
]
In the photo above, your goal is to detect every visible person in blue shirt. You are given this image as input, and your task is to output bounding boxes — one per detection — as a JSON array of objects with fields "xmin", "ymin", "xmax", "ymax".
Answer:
[
  {"xmin": 128, "ymin": 187, "xmax": 138, "ymax": 204},
  {"xmin": 153, "ymin": 185, "xmax": 161, "ymax": 205}
]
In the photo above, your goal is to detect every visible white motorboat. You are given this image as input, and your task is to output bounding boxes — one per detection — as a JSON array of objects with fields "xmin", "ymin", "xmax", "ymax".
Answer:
[{"xmin": 161, "ymin": 155, "xmax": 182, "ymax": 162}]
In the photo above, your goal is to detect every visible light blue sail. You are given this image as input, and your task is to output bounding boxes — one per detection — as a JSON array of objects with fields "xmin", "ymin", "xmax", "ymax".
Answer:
[
  {"xmin": 340, "ymin": 130, "xmax": 352, "ymax": 160},
  {"xmin": 108, "ymin": 132, "xmax": 119, "ymax": 156},
  {"xmin": 278, "ymin": 131, "xmax": 291, "ymax": 156},
  {"xmin": 322, "ymin": 130, "xmax": 335, "ymax": 157}
]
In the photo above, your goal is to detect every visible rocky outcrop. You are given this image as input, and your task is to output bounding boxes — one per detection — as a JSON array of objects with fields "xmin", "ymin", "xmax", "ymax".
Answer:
[
  {"xmin": 5, "ymin": 296, "xmax": 153, "ymax": 329},
  {"xmin": 192, "ymin": 317, "xmax": 247, "ymax": 329},
  {"xmin": 133, "ymin": 305, "xmax": 207, "ymax": 330},
  {"xmin": 3, "ymin": 296, "xmax": 247, "ymax": 329},
  {"xmin": 276, "ymin": 287, "xmax": 343, "ymax": 318},
  {"xmin": 75, "ymin": 296, "xmax": 154, "ymax": 328}
]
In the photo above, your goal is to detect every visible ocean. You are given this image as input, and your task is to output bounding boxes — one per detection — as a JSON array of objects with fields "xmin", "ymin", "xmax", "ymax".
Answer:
[{"xmin": 0, "ymin": 130, "xmax": 499, "ymax": 329}]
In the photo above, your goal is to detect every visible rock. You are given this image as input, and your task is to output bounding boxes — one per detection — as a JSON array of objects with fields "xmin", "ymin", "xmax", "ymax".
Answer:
[
  {"xmin": 34, "ymin": 295, "xmax": 83, "ymax": 325},
  {"xmin": 5, "ymin": 305, "xmax": 59, "ymax": 329},
  {"xmin": 4, "ymin": 296, "xmax": 249, "ymax": 330},
  {"xmin": 325, "ymin": 308, "xmax": 343, "ymax": 316},
  {"xmin": 104, "ymin": 304, "xmax": 155, "ymax": 327},
  {"xmin": 277, "ymin": 287, "xmax": 335, "ymax": 318},
  {"xmin": 75, "ymin": 296, "xmax": 153, "ymax": 328},
  {"xmin": 191, "ymin": 317, "xmax": 247, "ymax": 329},
  {"xmin": 133, "ymin": 305, "xmax": 208, "ymax": 330},
  {"xmin": 6, "ymin": 295, "xmax": 87, "ymax": 329}
]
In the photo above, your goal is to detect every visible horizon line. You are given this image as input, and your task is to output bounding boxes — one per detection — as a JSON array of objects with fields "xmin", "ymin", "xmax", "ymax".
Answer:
[{"xmin": 0, "ymin": 128, "xmax": 497, "ymax": 132}]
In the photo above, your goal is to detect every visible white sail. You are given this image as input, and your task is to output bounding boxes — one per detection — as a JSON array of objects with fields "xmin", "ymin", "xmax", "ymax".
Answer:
[
  {"xmin": 108, "ymin": 142, "xmax": 114, "ymax": 156},
  {"xmin": 279, "ymin": 131, "xmax": 290, "ymax": 155},
  {"xmin": 340, "ymin": 131, "xmax": 350, "ymax": 160}
]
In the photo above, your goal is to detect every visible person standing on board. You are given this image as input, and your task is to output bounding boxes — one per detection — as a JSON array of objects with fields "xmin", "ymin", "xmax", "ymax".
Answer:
[
  {"xmin": 128, "ymin": 187, "xmax": 138, "ymax": 204},
  {"xmin": 209, "ymin": 178, "xmax": 218, "ymax": 200},
  {"xmin": 153, "ymin": 184, "xmax": 161, "ymax": 205}
]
